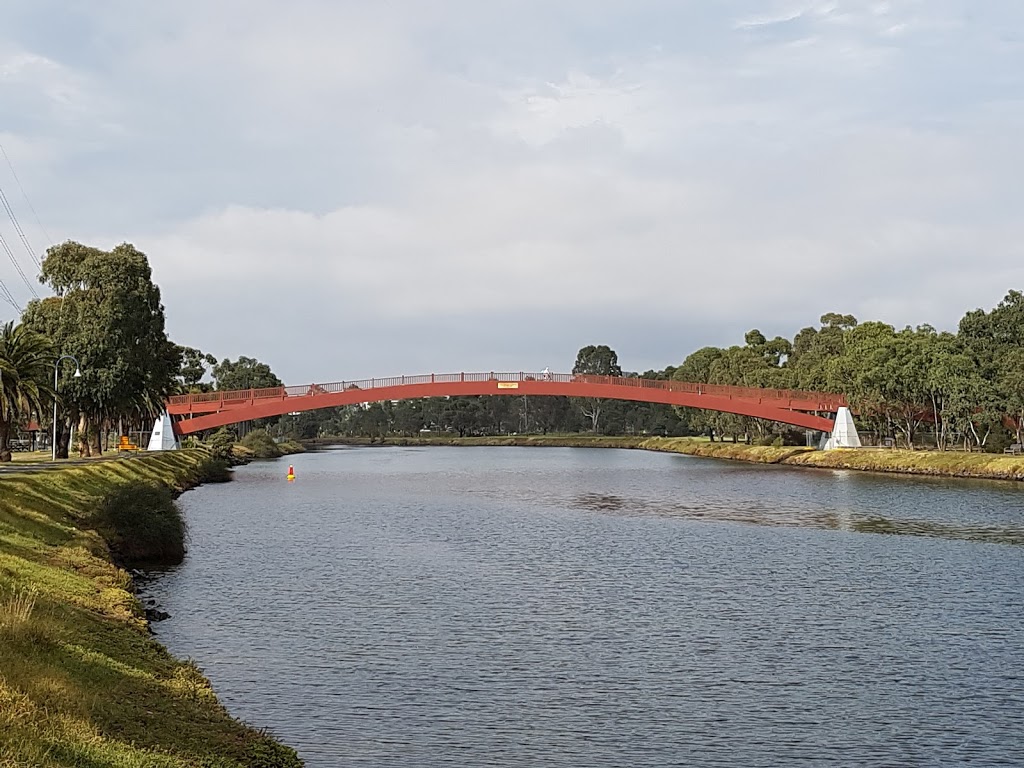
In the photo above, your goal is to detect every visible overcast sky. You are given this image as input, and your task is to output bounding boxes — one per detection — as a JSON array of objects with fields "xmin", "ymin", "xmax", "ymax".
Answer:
[{"xmin": 2, "ymin": 1, "xmax": 1022, "ymax": 383}]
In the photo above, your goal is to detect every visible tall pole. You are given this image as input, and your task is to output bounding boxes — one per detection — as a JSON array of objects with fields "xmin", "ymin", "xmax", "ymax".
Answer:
[
  {"xmin": 52, "ymin": 364, "xmax": 58, "ymax": 461},
  {"xmin": 52, "ymin": 354, "xmax": 82, "ymax": 462}
]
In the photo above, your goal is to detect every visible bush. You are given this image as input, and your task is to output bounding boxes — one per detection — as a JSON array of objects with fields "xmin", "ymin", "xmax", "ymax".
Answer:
[
  {"xmin": 245, "ymin": 730, "xmax": 304, "ymax": 768},
  {"xmin": 198, "ymin": 455, "xmax": 233, "ymax": 483},
  {"xmin": 984, "ymin": 427, "xmax": 1016, "ymax": 455},
  {"xmin": 206, "ymin": 427, "xmax": 237, "ymax": 462},
  {"xmin": 93, "ymin": 484, "xmax": 187, "ymax": 566},
  {"xmin": 240, "ymin": 429, "xmax": 282, "ymax": 459},
  {"xmin": 276, "ymin": 440, "xmax": 306, "ymax": 456}
]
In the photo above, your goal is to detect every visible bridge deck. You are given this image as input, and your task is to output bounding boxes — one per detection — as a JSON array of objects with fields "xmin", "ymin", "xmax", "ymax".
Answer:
[{"xmin": 168, "ymin": 372, "xmax": 846, "ymax": 436}]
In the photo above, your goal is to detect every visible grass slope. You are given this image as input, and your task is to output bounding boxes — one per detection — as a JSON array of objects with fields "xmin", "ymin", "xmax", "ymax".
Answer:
[
  {"xmin": 316, "ymin": 434, "xmax": 1024, "ymax": 481},
  {"xmin": 0, "ymin": 451, "xmax": 302, "ymax": 768},
  {"xmin": 309, "ymin": 434, "xmax": 648, "ymax": 449},
  {"xmin": 640, "ymin": 438, "xmax": 1024, "ymax": 480}
]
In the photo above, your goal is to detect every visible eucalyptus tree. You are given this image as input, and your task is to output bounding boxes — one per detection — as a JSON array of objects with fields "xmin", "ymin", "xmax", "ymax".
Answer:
[
  {"xmin": 998, "ymin": 349, "xmax": 1024, "ymax": 447},
  {"xmin": 177, "ymin": 346, "xmax": 218, "ymax": 392},
  {"xmin": 23, "ymin": 241, "xmax": 179, "ymax": 456},
  {"xmin": 960, "ymin": 290, "xmax": 1024, "ymax": 447},
  {"xmin": 213, "ymin": 356, "xmax": 282, "ymax": 391},
  {"xmin": 0, "ymin": 321, "xmax": 54, "ymax": 461},
  {"xmin": 959, "ymin": 290, "xmax": 1024, "ymax": 349},
  {"xmin": 787, "ymin": 313, "xmax": 857, "ymax": 390},
  {"xmin": 572, "ymin": 344, "xmax": 622, "ymax": 432},
  {"xmin": 819, "ymin": 321, "xmax": 891, "ymax": 441},
  {"xmin": 671, "ymin": 346, "xmax": 723, "ymax": 438},
  {"xmin": 705, "ymin": 345, "xmax": 774, "ymax": 442}
]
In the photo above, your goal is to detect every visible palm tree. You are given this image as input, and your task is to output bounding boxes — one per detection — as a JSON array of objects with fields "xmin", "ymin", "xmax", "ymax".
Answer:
[{"xmin": 0, "ymin": 321, "xmax": 55, "ymax": 461}]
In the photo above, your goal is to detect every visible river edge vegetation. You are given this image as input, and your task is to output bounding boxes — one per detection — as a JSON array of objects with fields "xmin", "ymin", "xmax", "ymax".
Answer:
[
  {"xmin": 279, "ymin": 293, "xmax": 1024, "ymax": 455},
  {"xmin": 311, "ymin": 435, "xmax": 1024, "ymax": 482},
  {"xmin": 0, "ymin": 240, "xmax": 296, "ymax": 462},
  {"xmin": 0, "ymin": 451, "xmax": 303, "ymax": 767},
  {"xmin": 3, "ymin": 237, "xmax": 1023, "ymax": 462}
]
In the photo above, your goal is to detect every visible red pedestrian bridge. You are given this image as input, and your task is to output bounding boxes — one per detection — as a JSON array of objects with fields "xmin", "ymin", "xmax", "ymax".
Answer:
[{"xmin": 166, "ymin": 372, "xmax": 847, "ymax": 436}]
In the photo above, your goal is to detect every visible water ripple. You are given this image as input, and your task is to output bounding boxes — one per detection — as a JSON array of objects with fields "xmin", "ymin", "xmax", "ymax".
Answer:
[{"xmin": 145, "ymin": 447, "xmax": 1024, "ymax": 767}]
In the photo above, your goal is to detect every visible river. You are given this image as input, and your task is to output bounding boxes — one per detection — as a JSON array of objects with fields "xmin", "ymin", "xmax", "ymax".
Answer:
[{"xmin": 144, "ymin": 446, "xmax": 1024, "ymax": 766}]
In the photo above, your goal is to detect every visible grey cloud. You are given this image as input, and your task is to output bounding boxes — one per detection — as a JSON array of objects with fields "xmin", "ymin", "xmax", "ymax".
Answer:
[{"xmin": 1, "ymin": 1, "xmax": 1022, "ymax": 383}]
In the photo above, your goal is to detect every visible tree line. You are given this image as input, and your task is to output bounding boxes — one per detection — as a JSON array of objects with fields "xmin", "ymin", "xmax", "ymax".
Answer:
[
  {"xmin": 0, "ymin": 240, "xmax": 283, "ymax": 460},
  {"xmin": 667, "ymin": 294, "xmax": 1024, "ymax": 451},
  {"xmin": 272, "ymin": 345, "xmax": 686, "ymax": 441},
  {"xmin": 280, "ymin": 295, "xmax": 1024, "ymax": 453},
  {"xmin": 2, "ymin": 238, "xmax": 1021, "ymax": 458}
]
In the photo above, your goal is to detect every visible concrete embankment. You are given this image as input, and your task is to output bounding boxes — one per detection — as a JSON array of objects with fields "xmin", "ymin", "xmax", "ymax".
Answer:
[
  {"xmin": 312, "ymin": 435, "xmax": 1024, "ymax": 482},
  {"xmin": 0, "ymin": 451, "xmax": 302, "ymax": 767}
]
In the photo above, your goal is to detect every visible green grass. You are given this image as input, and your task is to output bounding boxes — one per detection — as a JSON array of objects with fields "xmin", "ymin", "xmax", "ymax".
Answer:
[
  {"xmin": 276, "ymin": 440, "xmax": 306, "ymax": 457},
  {"xmin": 785, "ymin": 446, "xmax": 1024, "ymax": 479},
  {"xmin": 10, "ymin": 450, "xmax": 52, "ymax": 463},
  {"xmin": 317, "ymin": 434, "xmax": 1024, "ymax": 482},
  {"xmin": 0, "ymin": 451, "xmax": 302, "ymax": 767},
  {"xmin": 9, "ymin": 447, "xmax": 130, "ymax": 464},
  {"xmin": 239, "ymin": 430, "xmax": 282, "ymax": 459},
  {"xmin": 93, "ymin": 484, "xmax": 187, "ymax": 567},
  {"xmin": 640, "ymin": 438, "xmax": 1024, "ymax": 480},
  {"xmin": 313, "ymin": 434, "xmax": 648, "ymax": 449},
  {"xmin": 235, "ymin": 432, "xmax": 306, "ymax": 461}
]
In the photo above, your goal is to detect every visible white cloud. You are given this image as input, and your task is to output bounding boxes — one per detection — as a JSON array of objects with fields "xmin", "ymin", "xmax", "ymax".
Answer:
[
  {"xmin": 1, "ymin": 0, "xmax": 1023, "ymax": 380},
  {"xmin": 0, "ymin": 47, "xmax": 118, "ymax": 133}
]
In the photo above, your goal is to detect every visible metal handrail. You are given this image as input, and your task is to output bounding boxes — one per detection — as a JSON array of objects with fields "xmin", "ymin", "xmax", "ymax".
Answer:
[{"xmin": 168, "ymin": 372, "xmax": 847, "ymax": 409}]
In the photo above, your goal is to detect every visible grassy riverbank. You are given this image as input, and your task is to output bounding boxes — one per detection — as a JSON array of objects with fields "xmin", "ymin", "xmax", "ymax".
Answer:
[
  {"xmin": 231, "ymin": 430, "xmax": 306, "ymax": 462},
  {"xmin": 639, "ymin": 438, "xmax": 1024, "ymax": 481},
  {"xmin": 312, "ymin": 435, "xmax": 1024, "ymax": 481},
  {"xmin": 307, "ymin": 434, "xmax": 648, "ymax": 449},
  {"xmin": 0, "ymin": 451, "xmax": 302, "ymax": 767}
]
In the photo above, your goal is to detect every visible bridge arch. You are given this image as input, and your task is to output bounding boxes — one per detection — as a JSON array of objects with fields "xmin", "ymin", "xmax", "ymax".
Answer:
[{"xmin": 167, "ymin": 372, "xmax": 845, "ymax": 436}]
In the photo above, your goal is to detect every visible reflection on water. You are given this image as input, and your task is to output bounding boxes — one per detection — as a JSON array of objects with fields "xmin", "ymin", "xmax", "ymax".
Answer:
[
  {"xmin": 147, "ymin": 447, "xmax": 1024, "ymax": 768},
  {"xmin": 571, "ymin": 492, "xmax": 1024, "ymax": 545}
]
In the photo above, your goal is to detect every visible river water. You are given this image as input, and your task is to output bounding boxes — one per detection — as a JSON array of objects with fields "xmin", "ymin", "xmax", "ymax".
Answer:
[{"xmin": 145, "ymin": 447, "xmax": 1024, "ymax": 767}]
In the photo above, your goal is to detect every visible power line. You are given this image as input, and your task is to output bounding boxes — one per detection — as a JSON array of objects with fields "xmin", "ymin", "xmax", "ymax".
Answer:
[
  {"xmin": 0, "ymin": 142, "xmax": 51, "ymax": 253},
  {"xmin": 0, "ymin": 228, "xmax": 39, "ymax": 300},
  {"xmin": 0, "ymin": 183, "xmax": 41, "ymax": 269},
  {"xmin": 0, "ymin": 278, "xmax": 21, "ymax": 314}
]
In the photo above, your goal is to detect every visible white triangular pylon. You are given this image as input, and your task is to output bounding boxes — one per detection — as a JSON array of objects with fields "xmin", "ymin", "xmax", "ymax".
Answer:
[
  {"xmin": 147, "ymin": 413, "xmax": 180, "ymax": 451},
  {"xmin": 822, "ymin": 407, "xmax": 861, "ymax": 450}
]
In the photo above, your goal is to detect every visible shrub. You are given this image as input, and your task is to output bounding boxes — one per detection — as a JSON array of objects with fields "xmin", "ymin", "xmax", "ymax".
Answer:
[
  {"xmin": 984, "ymin": 427, "xmax": 1016, "ymax": 455},
  {"xmin": 198, "ymin": 456, "xmax": 233, "ymax": 483},
  {"xmin": 245, "ymin": 730, "xmax": 304, "ymax": 768},
  {"xmin": 93, "ymin": 484, "xmax": 187, "ymax": 566},
  {"xmin": 239, "ymin": 429, "xmax": 282, "ymax": 459},
  {"xmin": 276, "ymin": 440, "xmax": 306, "ymax": 455},
  {"xmin": 206, "ymin": 428, "xmax": 238, "ymax": 462}
]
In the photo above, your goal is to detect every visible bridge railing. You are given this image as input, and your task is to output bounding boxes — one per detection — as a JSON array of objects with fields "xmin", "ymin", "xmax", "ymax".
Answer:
[{"xmin": 168, "ymin": 372, "xmax": 846, "ymax": 410}]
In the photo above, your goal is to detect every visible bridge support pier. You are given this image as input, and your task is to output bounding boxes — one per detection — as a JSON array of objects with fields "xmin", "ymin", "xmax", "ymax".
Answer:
[
  {"xmin": 820, "ymin": 407, "xmax": 861, "ymax": 451},
  {"xmin": 147, "ymin": 413, "xmax": 180, "ymax": 451}
]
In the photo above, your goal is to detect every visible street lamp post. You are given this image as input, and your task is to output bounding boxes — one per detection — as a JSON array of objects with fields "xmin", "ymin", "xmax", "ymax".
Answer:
[{"xmin": 53, "ymin": 354, "xmax": 82, "ymax": 461}]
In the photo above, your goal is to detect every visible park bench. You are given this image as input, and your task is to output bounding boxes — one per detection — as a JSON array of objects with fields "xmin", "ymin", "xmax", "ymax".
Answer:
[
  {"xmin": 1004, "ymin": 443, "xmax": 1023, "ymax": 455},
  {"xmin": 117, "ymin": 436, "xmax": 141, "ymax": 453}
]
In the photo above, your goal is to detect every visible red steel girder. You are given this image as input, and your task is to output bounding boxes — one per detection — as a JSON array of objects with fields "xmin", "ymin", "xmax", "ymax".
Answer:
[{"xmin": 168, "ymin": 373, "xmax": 843, "ymax": 435}]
